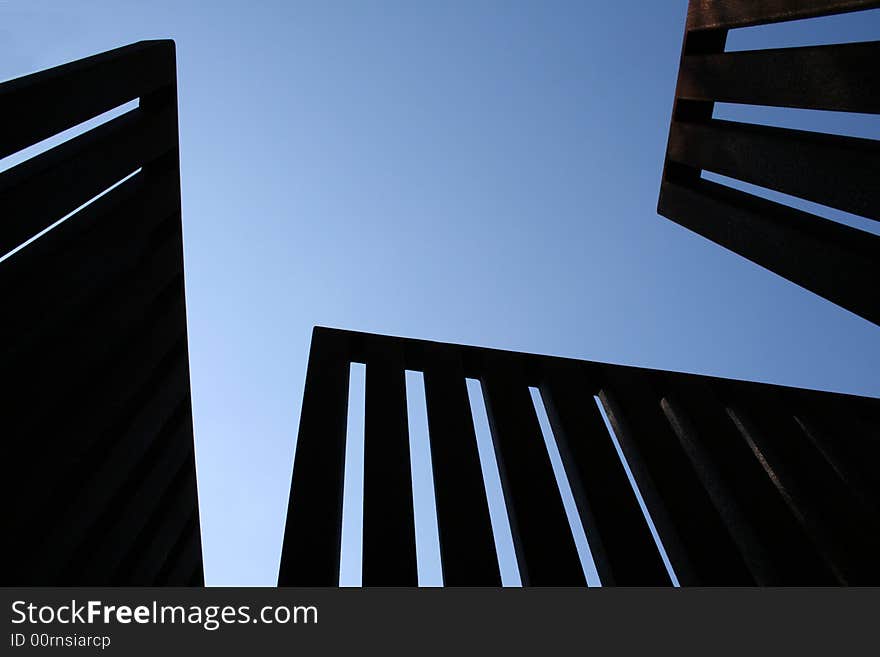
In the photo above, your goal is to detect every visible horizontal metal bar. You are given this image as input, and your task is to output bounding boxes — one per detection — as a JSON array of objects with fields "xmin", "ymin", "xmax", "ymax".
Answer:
[
  {"xmin": 0, "ymin": 40, "xmax": 176, "ymax": 160},
  {"xmin": 658, "ymin": 177, "xmax": 880, "ymax": 325},
  {"xmin": 318, "ymin": 327, "xmax": 880, "ymax": 402},
  {"xmin": 1, "ymin": 174, "xmax": 180, "ymax": 361},
  {"xmin": 687, "ymin": 0, "xmax": 880, "ymax": 31},
  {"xmin": 0, "ymin": 104, "xmax": 177, "ymax": 255},
  {"xmin": 667, "ymin": 119, "xmax": 880, "ymax": 221},
  {"xmin": 678, "ymin": 41, "xmax": 880, "ymax": 113}
]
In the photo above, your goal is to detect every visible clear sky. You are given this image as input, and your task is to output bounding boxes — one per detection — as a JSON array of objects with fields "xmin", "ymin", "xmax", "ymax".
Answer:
[{"xmin": 2, "ymin": 1, "xmax": 878, "ymax": 586}]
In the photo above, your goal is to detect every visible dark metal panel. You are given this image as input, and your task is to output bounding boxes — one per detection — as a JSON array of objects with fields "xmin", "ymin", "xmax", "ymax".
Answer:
[
  {"xmin": 0, "ymin": 40, "xmax": 175, "ymax": 160},
  {"xmin": 155, "ymin": 514, "xmax": 204, "ymax": 586},
  {"xmin": 678, "ymin": 42, "xmax": 880, "ymax": 113},
  {"xmin": 786, "ymin": 389, "xmax": 880, "ymax": 514},
  {"xmin": 57, "ymin": 421, "xmax": 192, "ymax": 585},
  {"xmin": 5, "ymin": 233, "xmax": 186, "ymax": 454},
  {"xmin": 667, "ymin": 119, "xmax": 880, "ymax": 221},
  {"xmin": 0, "ymin": 174, "xmax": 145, "ymax": 304},
  {"xmin": 0, "ymin": 164, "xmax": 176, "ymax": 286},
  {"xmin": 20, "ymin": 289, "xmax": 188, "ymax": 476},
  {"xmin": 687, "ymin": 0, "xmax": 880, "ymax": 31},
  {"xmin": 1, "ymin": 40, "xmax": 200, "ymax": 587},
  {"xmin": 661, "ymin": 376, "xmax": 835, "ymax": 584},
  {"xmin": 422, "ymin": 343, "xmax": 500, "ymax": 586},
  {"xmin": 1, "ymin": 152, "xmax": 184, "ymax": 457},
  {"xmin": 598, "ymin": 367, "xmax": 754, "ymax": 585},
  {"xmin": 658, "ymin": 177, "xmax": 880, "ymax": 325},
  {"xmin": 660, "ymin": 1, "xmax": 879, "ymax": 326},
  {"xmin": 362, "ymin": 340, "xmax": 418, "ymax": 586},
  {"xmin": 284, "ymin": 328, "xmax": 880, "ymax": 586},
  {"xmin": 11, "ymin": 339, "xmax": 189, "ymax": 512},
  {"xmin": 110, "ymin": 461, "xmax": 198, "ymax": 585},
  {"xmin": 70, "ymin": 407, "xmax": 195, "ymax": 583},
  {"xmin": 723, "ymin": 383, "xmax": 880, "ymax": 584},
  {"xmin": 43, "ymin": 450, "xmax": 192, "ymax": 586},
  {"xmin": 14, "ymin": 309, "xmax": 191, "ymax": 582},
  {"xmin": 0, "ymin": 105, "xmax": 177, "ymax": 256},
  {"xmin": 480, "ymin": 354, "xmax": 585, "ymax": 586},
  {"xmin": 3, "ymin": 212, "xmax": 182, "ymax": 378},
  {"xmin": 0, "ymin": 171, "xmax": 180, "ymax": 356},
  {"xmin": 187, "ymin": 564, "xmax": 206, "ymax": 586},
  {"xmin": 658, "ymin": 15, "xmax": 726, "ymax": 217},
  {"xmin": 539, "ymin": 363, "xmax": 670, "ymax": 585},
  {"xmin": 278, "ymin": 328, "xmax": 352, "ymax": 586},
  {"xmin": 7, "ymin": 313, "xmax": 185, "ymax": 555}
]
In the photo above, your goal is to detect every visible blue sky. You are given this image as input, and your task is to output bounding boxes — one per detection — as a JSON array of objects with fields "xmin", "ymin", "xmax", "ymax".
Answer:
[{"xmin": 2, "ymin": 2, "xmax": 878, "ymax": 586}]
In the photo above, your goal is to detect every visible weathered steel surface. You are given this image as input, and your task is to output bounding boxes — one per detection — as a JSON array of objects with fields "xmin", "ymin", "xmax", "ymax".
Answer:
[
  {"xmin": 660, "ymin": 0, "xmax": 880, "ymax": 325},
  {"xmin": 280, "ymin": 327, "xmax": 880, "ymax": 586}
]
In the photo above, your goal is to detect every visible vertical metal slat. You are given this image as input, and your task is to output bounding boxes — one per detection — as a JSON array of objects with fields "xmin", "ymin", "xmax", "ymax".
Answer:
[
  {"xmin": 278, "ymin": 328, "xmax": 351, "ymax": 585},
  {"xmin": 598, "ymin": 367, "xmax": 753, "ymax": 585},
  {"xmin": 362, "ymin": 340, "xmax": 418, "ymax": 586},
  {"xmin": 423, "ymin": 344, "xmax": 500, "ymax": 586},
  {"xmin": 480, "ymin": 354, "xmax": 584, "ymax": 586},
  {"xmin": 540, "ymin": 363, "xmax": 670, "ymax": 585}
]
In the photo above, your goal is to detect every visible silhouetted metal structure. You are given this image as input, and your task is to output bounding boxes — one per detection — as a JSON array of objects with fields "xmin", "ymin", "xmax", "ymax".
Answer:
[
  {"xmin": 6, "ymin": 3, "xmax": 878, "ymax": 591},
  {"xmin": 1, "ymin": 41, "xmax": 203, "ymax": 585},
  {"xmin": 280, "ymin": 327, "xmax": 880, "ymax": 586},
  {"xmin": 658, "ymin": 0, "xmax": 880, "ymax": 325}
]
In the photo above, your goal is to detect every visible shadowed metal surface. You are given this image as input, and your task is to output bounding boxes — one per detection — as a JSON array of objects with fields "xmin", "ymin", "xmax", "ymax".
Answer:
[
  {"xmin": 1, "ymin": 41, "xmax": 203, "ymax": 586},
  {"xmin": 659, "ymin": 0, "xmax": 880, "ymax": 325},
  {"xmin": 279, "ymin": 327, "xmax": 880, "ymax": 586}
]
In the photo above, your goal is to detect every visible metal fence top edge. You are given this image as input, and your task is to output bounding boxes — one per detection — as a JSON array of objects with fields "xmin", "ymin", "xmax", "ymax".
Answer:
[
  {"xmin": 0, "ymin": 39, "xmax": 175, "ymax": 92},
  {"xmin": 308, "ymin": 325, "xmax": 880, "ymax": 404},
  {"xmin": 685, "ymin": 0, "xmax": 880, "ymax": 32}
]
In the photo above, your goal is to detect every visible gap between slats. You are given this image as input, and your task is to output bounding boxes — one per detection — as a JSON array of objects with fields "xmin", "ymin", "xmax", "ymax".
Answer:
[
  {"xmin": 722, "ymin": 7, "xmax": 880, "ymax": 52},
  {"xmin": 339, "ymin": 364, "xmax": 685, "ymax": 586},
  {"xmin": 701, "ymin": 171, "xmax": 880, "ymax": 237},
  {"xmin": 0, "ymin": 167, "xmax": 142, "ymax": 263},
  {"xmin": 0, "ymin": 99, "xmax": 138, "ymax": 174}
]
